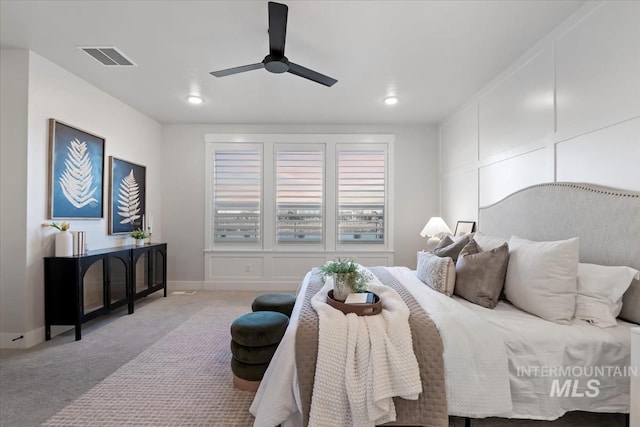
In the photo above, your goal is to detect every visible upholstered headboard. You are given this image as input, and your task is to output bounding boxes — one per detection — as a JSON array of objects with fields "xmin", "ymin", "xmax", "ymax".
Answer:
[
  {"xmin": 479, "ymin": 182, "xmax": 640, "ymax": 270},
  {"xmin": 479, "ymin": 182, "xmax": 640, "ymax": 322}
]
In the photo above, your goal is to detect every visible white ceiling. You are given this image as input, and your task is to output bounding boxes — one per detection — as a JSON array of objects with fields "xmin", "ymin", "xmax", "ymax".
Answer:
[{"xmin": 0, "ymin": 0, "xmax": 584, "ymax": 125}]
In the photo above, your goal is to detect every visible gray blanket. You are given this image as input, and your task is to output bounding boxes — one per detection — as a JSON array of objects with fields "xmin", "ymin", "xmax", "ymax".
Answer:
[{"xmin": 295, "ymin": 267, "xmax": 448, "ymax": 426}]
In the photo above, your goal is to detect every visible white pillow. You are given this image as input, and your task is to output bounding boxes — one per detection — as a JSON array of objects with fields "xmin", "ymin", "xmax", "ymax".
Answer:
[
  {"xmin": 575, "ymin": 263, "xmax": 640, "ymax": 327},
  {"xmin": 473, "ymin": 231, "xmax": 508, "ymax": 251},
  {"xmin": 504, "ymin": 236, "xmax": 579, "ymax": 324}
]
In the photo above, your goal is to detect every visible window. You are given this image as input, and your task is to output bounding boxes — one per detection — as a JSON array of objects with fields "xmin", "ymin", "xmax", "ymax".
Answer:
[
  {"xmin": 205, "ymin": 134, "xmax": 393, "ymax": 252},
  {"xmin": 212, "ymin": 149, "xmax": 261, "ymax": 243},
  {"xmin": 337, "ymin": 150, "xmax": 385, "ymax": 243},
  {"xmin": 275, "ymin": 149, "xmax": 324, "ymax": 243}
]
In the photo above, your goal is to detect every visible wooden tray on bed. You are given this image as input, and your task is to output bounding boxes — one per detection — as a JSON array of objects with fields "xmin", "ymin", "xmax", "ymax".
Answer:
[{"xmin": 326, "ymin": 290, "xmax": 382, "ymax": 316}]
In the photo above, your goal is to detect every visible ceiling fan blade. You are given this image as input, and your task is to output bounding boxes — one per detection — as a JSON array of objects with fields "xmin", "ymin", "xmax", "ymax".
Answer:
[
  {"xmin": 268, "ymin": 1, "xmax": 288, "ymax": 56},
  {"xmin": 288, "ymin": 62, "xmax": 338, "ymax": 87},
  {"xmin": 210, "ymin": 63, "xmax": 265, "ymax": 77}
]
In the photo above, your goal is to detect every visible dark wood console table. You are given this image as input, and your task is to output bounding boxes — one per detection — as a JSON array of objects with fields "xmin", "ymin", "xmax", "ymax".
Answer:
[{"xmin": 44, "ymin": 243, "xmax": 167, "ymax": 341}]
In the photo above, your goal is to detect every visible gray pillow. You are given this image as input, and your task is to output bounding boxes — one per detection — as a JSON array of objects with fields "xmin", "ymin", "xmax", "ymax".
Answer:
[
  {"xmin": 417, "ymin": 251, "xmax": 456, "ymax": 296},
  {"xmin": 434, "ymin": 234, "xmax": 454, "ymax": 248},
  {"xmin": 433, "ymin": 235, "xmax": 471, "ymax": 262},
  {"xmin": 454, "ymin": 240, "xmax": 509, "ymax": 309},
  {"xmin": 620, "ymin": 278, "xmax": 640, "ymax": 324}
]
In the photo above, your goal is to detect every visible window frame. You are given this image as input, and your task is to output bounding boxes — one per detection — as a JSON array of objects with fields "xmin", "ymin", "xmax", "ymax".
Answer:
[
  {"xmin": 205, "ymin": 142, "xmax": 264, "ymax": 250},
  {"xmin": 335, "ymin": 143, "xmax": 391, "ymax": 252},
  {"xmin": 204, "ymin": 134, "xmax": 394, "ymax": 253},
  {"xmin": 273, "ymin": 143, "xmax": 326, "ymax": 249}
]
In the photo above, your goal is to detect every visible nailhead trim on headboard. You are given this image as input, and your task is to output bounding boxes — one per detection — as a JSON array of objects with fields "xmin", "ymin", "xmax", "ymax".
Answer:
[{"xmin": 481, "ymin": 182, "xmax": 639, "ymax": 210}]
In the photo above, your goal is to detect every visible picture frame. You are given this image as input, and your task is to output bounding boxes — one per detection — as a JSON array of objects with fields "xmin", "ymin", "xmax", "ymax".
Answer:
[
  {"xmin": 48, "ymin": 119, "xmax": 105, "ymax": 219},
  {"xmin": 454, "ymin": 220, "xmax": 476, "ymax": 237},
  {"xmin": 108, "ymin": 157, "xmax": 146, "ymax": 235}
]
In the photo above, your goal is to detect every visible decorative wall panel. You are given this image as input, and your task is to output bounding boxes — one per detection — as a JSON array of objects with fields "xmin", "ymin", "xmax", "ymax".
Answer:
[
  {"xmin": 441, "ymin": 169, "xmax": 478, "ymax": 228},
  {"xmin": 479, "ymin": 148, "xmax": 551, "ymax": 207},
  {"xmin": 441, "ymin": 103, "xmax": 478, "ymax": 173},
  {"xmin": 555, "ymin": 2, "xmax": 640, "ymax": 138},
  {"xmin": 479, "ymin": 48, "xmax": 554, "ymax": 161},
  {"xmin": 556, "ymin": 118, "xmax": 640, "ymax": 191}
]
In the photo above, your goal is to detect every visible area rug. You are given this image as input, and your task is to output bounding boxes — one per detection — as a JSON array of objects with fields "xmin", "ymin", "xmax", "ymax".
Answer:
[{"xmin": 43, "ymin": 304, "xmax": 256, "ymax": 426}]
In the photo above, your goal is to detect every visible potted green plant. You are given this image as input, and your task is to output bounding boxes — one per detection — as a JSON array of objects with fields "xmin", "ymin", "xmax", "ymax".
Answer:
[
  {"xmin": 319, "ymin": 258, "xmax": 372, "ymax": 301},
  {"xmin": 131, "ymin": 228, "xmax": 149, "ymax": 246}
]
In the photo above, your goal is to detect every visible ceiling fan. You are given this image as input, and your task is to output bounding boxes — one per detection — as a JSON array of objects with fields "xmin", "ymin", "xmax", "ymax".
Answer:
[{"xmin": 210, "ymin": 1, "xmax": 338, "ymax": 87}]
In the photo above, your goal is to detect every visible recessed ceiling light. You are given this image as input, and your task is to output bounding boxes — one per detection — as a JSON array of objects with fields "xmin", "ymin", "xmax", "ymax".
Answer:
[
  {"xmin": 187, "ymin": 95, "xmax": 203, "ymax": 105},
  {"xmin": 384, "ymin": 96, "xmax": 398, "ymax": 105}
]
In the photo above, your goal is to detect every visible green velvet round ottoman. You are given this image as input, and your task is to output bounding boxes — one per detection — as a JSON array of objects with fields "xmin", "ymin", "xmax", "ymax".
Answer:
[
  {"xmin": 230, "ymin": 340, "xmax": 279, "ymax": 365},
  {"xmin": 230, "ymin": 311, "xmax": 289, "ymax": 392},
  {"xmin": 230, "ymin": 311, "xmax": 289, "ymax": 347},
  {"xmin": 251, "ymin": 293, "xmax": 296, "ymax": 318}
]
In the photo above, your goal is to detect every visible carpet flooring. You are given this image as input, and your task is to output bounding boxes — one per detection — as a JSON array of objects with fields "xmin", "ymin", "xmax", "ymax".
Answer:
[
  {"xmin": 0, "ymin": 290, "xmax": 262, "ymax": 427},
  {"xmin": 0, "ymin": 291, "xmax": 628, "ymax": 427},
  {"xmin": 42, "ymin": 303, "xmax": 255, "ymax": 426}
]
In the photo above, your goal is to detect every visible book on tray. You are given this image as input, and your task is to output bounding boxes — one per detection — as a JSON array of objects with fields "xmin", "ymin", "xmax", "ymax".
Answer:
[{"xmin": 344, "ymin": 292, "xmax": 375, "ymax": 304}]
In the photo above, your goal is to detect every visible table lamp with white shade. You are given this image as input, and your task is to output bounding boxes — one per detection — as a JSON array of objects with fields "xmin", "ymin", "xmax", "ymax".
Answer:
[{"xmin": 420, "ymin": 217, "xmax": 452, "ymax": 252}]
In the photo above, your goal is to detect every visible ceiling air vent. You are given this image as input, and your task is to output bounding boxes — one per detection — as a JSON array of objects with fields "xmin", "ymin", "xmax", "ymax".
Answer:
[{"xmin": 79, "ymin": 46, "xmax": 136, "ymax": 66}]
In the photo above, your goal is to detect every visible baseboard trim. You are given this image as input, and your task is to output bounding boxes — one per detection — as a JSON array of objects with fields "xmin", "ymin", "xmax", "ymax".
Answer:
[
  {"xmin": 0, "ymin": 327, "xmax": 44, "ymax": 349},
  {"xmin": 168, "ymin": 280, "xmax": 300, "ymax": 292}
]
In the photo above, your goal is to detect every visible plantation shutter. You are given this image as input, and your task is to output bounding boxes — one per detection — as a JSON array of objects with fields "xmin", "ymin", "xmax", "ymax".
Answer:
[
  {"xmin": 275, "ymin": 150, "xmax": 324, "ymax": 243},
  {"xmin": 337, "ymin": 150, "xmax": 385, "ymax": 243},
  {"xmin": 213, "ymin": 150, "xmax": 261, "ymax": 243}
]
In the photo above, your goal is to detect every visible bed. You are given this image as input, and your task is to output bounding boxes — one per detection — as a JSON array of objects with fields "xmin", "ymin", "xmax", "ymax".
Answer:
[{"xmin": 250, "ymin": 182, "xmax": 640, "ymax": 426}]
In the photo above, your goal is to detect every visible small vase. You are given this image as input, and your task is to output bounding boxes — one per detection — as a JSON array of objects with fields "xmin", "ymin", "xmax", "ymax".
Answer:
[
  {"xmin": 55, "ymin": 230, "xmax": 73, "ymax": 257},
  {"xmin": 135, "ymin": 238, "xmax": 146, "ymax": 247},
  {"xmin": 332, "ymin": 273, "xmax": 353, "ymax": 301}
]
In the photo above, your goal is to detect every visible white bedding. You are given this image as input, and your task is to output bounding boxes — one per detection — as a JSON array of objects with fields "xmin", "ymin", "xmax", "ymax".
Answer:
[
  {"xmin": 455, "ymin": 295, "xmax": 633, "ymax": 420},
  {"xmin": 250, "ymin": 266, "xmax": 633, "ymax": 425},
  {"xmin": 251, "ymin": 267, "xmax": 512, "ymax": 425},
  {"xmin": 387, "ymin": 267, "xmax": 512, "ymax": 417}
]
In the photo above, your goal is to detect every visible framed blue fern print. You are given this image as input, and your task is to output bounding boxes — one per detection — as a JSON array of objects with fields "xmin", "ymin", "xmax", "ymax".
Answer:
[
  {"xmin": 108, "ymin": 157, "xmax": 146, "ymax": 234},
  {"xmin": 48, "ymin": 119, "xmax": 105, "ymax": 219}
]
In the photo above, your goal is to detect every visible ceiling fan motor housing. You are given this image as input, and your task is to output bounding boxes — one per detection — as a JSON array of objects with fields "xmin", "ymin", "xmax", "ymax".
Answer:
[{"xmin": 263, "ymin": 55, "xmax": 289, "ymax": 73}]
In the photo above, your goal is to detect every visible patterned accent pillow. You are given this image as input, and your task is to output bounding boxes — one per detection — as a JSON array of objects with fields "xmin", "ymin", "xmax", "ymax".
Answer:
[
  {"xmin": 417, "ymin": 251, "xmax": 456, "ymax": 296},
  {"xmin": 433, "ymin": 235, "xmax": 471, "ymax": 262}
]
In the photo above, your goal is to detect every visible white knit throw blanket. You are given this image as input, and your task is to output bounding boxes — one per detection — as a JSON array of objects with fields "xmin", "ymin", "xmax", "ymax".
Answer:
[{"xmin": 309, "ymin": 271, "xmax": 422, "ymax": 427}]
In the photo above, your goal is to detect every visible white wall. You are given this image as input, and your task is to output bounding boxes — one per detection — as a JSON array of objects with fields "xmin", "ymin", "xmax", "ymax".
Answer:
[
  {"xmin": 162, "ymin": 124, "xmax": 439, "ymax": 290},
  {"xmin": 440, "ymin": 1, "xmax": 640, "ymax": 228},
  {"xmin": 0, "ymin": 50, "xmax": 163, "ymax": 348},
  {"xmin": 0, "ymin": 50, "xmax": 30, "ymax": 342}
]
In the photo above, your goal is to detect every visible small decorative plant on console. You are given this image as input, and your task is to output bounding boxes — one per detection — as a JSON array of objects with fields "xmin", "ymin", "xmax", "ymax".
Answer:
[
  {"xmin": 319, "ymin": 258, "xmax": 372, "ymax": 301},
  {"xmin": 131, "ymin": 228, "xmax": 149, "ymax": 246},
  {"xmin": 43, "ymin": 221, "xmax": 70, "ymax": 231}
]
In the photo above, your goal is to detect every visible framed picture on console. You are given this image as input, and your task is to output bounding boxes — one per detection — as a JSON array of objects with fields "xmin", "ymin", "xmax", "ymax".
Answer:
[
  {"xmin": 108, "ymin": 157, "xmax": 146, "ymax": 235},
  {"xmin": 454, "ymin": 221, "xmax": 476, "ymax": 237},
  {"xmin": 48, "ymin": 119, "xmax": 105, "ymax": 219}
]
